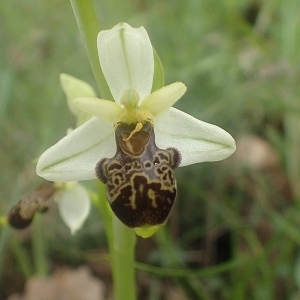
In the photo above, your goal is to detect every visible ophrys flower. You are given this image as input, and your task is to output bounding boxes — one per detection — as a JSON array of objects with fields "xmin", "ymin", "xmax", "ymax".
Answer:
[{"xmin": 36, "ymin": 23, "xmax": 235, "ymax": 234}]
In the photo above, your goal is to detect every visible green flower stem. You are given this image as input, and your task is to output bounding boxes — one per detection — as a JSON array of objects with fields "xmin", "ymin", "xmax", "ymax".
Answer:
[
  {"xmin": 280, "ymin": 0, "xmax": 300, "ymax": 199},
  {"xmin": 11, "ymin": 238, "xmax": 33, "ymax": 278},
  {"xmin": 0, "ymin": 226, "xmax": 11, "ymax": 288},
  {"xmin": 70, "ymin": 0, "xmax": 113, "ymax": 100},
  {"xmin": 95, "ymin": 182, "xmax": 137, "ymax": 300},
  {"xmin": 32, "ymin": 214, "xmax": 49, "ymax": 276},
  {"xmin": 112, "ymin": 216, "xmax": 137, "ymax": 300},
  {"xmin": 94, "ymin": 182, "xmax": 113, "ymax": 248}
]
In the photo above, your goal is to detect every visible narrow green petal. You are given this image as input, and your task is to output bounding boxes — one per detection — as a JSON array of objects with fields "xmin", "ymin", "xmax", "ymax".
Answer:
[
  {"xmin": 60, "ymin": 73, "xmax": 96, "ymax": 117},
  {"xmin": 36, "ymin": 117, "xmax": 115, "ymax": 182},
  {"xmin": 154, "ymin": 108, "xmax": 236, "ymax": 166},
  {"xmin": 141, "ymin": 82, "xmax": 187, "ymax": 117},
  {"xmin": 73, "ymin": 97, "xmax": 122, "ymax": 122},
  {"xmin": 98, "ymin": 23, "xmax": 154, "ymax": 103}
]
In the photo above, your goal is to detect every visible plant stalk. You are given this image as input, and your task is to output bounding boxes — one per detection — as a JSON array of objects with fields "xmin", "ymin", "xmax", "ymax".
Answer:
[{"xmin": 70, "ymin": 0, "xmax": 112, "ymax": 99}]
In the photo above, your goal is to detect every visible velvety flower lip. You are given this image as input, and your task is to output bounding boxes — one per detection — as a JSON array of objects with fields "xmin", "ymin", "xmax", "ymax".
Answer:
[{"xmin": 36, "ymin": 23, "xmax": 236, "ymax": 183}]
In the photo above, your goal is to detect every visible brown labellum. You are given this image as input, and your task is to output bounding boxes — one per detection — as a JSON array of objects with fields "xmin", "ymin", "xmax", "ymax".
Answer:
[{"xmin": 96, "ymin": 122, "xmax": 181, "ymax": 228}]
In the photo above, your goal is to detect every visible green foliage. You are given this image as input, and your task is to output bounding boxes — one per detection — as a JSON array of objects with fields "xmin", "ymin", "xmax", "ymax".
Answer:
[{"xmin": 1, "ymin": 0, "xmax": 300, "ymax": 299}]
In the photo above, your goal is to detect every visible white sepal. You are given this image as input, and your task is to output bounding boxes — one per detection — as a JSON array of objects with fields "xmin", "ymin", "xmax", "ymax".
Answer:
[
  {"xmin": 36, "ymin": 117, "xmax": 115, "ymax": 182},
  {"xmin": 155, "ymin": 108, "xmax": 236, "ymax": 166},
  {"xmin": 55, "ymin": 182, "xmax": 90, "ymax": 234},
  {"xmin": 98, "ymin": 23, "xmax": 154, "ymax": 103}
]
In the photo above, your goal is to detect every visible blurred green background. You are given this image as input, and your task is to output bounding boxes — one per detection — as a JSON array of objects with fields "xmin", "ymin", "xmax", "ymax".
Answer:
[{"xmin": 1, "ymin": 0, "xmax": 300, "ymax": 299}]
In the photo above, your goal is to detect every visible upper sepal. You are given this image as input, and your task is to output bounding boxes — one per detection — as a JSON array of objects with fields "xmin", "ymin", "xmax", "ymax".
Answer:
[{"xmin": 97, "ymin": 23, "xmax": 154, "ymax": 103}]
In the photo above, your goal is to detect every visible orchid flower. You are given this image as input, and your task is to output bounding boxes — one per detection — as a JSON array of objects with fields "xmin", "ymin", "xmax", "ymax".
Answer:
[{"xmin": 36, "ymin": 23, "xmax": 235, "ymax": 235}]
